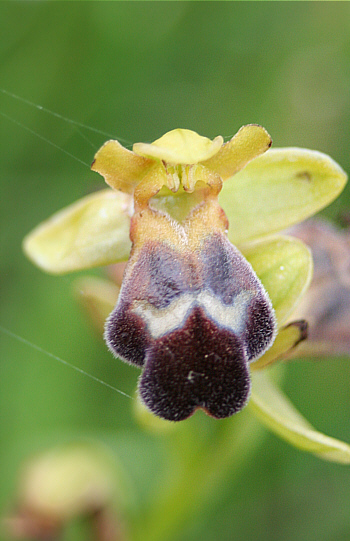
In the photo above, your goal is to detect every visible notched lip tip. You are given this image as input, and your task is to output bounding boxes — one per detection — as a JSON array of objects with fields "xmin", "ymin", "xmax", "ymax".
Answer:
[{"xmin": 149, "ymin": 400, "xmax": 248, "ymax": 423}]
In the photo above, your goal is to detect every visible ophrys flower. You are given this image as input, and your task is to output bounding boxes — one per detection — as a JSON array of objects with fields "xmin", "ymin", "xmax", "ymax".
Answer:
[{"xmin": 24, "ymin": 125, "xmax": 350, "ymax": 459}]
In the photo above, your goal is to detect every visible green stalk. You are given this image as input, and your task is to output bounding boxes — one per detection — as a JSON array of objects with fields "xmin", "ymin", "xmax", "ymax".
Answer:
[{"xmin": 132, "ymin": 410, "xmax": 264, "ymax": 541}]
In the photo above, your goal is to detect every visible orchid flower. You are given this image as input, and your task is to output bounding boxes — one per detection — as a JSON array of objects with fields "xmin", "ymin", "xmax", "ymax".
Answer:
[{"xmin": 24, "ymin": 125, "xmax": 350, "ymax": 462}]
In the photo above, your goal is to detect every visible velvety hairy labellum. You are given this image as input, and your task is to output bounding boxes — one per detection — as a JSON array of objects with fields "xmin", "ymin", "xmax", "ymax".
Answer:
[{"xmin": 105, "ymin": 231, "xmax": 276, "ymax": 421}]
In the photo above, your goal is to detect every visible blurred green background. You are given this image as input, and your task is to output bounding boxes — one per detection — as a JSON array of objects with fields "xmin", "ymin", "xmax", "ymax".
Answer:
[{"xmin": 1, "ymin": 2, "xmax": 350, "ymax": 540}]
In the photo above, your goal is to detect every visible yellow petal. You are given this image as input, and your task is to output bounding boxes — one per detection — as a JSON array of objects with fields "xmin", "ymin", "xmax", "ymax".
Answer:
[
  {"xmin": 221, "ymin": 148, "xmax": 348, "ymax": 244},
  {"xmin": 252, "ymin": 320, "xmax": 308, "ymax": 370},
  {"xmin": 133, "ymin": 129, "xmax": 223, "ymax": 164},
  {"xmin": 92, "ymin": 139, "xmax": 155, "ymax": 193},
  {"xmin": 23, "ymin": 190, "xmax": 132, "ymax": 274},
  {"xmin": 250, "ymin": 371, "xmax": 350, "ymax": 464},
  {"xmin": 243, "ymin": 236, "xmax": 313, "ymax": 326},
  {"xmin": 202, "ymin": 124, "xmax": 272, "ymax": 180}
]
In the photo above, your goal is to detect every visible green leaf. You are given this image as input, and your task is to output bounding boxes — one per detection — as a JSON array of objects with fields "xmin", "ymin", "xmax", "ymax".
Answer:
[
  {"xmin": 250, "ymin": 371, "xmax": 350, "ymax": 464},
  {"xmin": 243, "ymin": 235, "xmax": 313, "ymax": 325},
  {"xmin": 23, "ymin": 189, "xmax": 132, "ymax": 274},
  {"xmin": 221, "ymin": 148, "xmax": 347, "ymax": 244}
]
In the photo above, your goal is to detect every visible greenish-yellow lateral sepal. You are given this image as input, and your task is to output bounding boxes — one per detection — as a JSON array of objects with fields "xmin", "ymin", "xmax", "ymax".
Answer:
[
  {"xmin": 222, "ymin": 147, "xmax": 348, "ymax": 244},
  {"xmin": 23, "ymin": 189, "xmax": 132, "ymax": 274}
]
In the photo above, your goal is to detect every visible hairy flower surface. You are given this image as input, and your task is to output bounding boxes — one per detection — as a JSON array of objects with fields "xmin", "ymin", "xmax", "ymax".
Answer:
[{"xmin": 24, "ymin": 126, "xmax": 350, "ymax": 462}]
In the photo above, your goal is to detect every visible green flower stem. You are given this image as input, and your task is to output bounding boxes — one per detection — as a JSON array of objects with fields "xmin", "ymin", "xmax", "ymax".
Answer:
[{"xmin": 132, "ymin": 410, "xmax": 264, "ymax": 541}]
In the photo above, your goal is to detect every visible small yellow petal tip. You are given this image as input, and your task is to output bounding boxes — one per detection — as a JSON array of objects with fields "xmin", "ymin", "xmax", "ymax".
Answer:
[
  {"xmin": 252, "ymin": 319, "xmax": 308, "ymax": 370},
  {"xmin": 203, "ymin": 124, "xmax": 272, "ymax": 180},
  {"xmin": 92, "ymin": 139, "xmax": 154, "ymax": 193}
]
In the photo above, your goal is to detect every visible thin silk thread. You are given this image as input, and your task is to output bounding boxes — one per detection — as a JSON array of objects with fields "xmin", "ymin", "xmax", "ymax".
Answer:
[{"xmin": 0, "ymin": 325, "xmax": 132, "ymax": 400}]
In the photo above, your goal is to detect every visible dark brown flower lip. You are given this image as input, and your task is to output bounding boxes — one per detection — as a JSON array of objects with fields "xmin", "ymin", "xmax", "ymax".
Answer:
[{"xmin": 105, "ymin": 233, "xmax": 276, "ymax": 421}]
